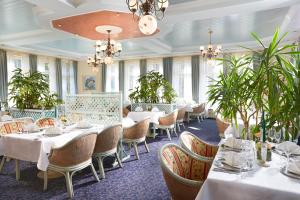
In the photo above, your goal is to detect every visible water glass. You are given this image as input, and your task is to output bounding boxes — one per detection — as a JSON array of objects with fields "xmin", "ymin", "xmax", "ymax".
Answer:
[
  {"xmin": 274, "ymin": 130, "xmax": 281, "ymax": 144},
  {"xmin": 261, "ymin": 143, "xmax": 267, "ymax": 163}
]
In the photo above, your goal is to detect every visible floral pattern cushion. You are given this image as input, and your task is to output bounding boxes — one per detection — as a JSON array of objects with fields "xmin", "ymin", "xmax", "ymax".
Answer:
[
  {"xmin": 182, "ymin": 134, "xmax": 218, "ymax": 158},
  {"xmin": 162, "ymin": 146, "xmax": 210, "ymax": 181},
  {"xmin": 0, "ymin": 122, "xmax": 24, "ymax": 135},
  {"xmin": 36, "ymin": 118, "xmax": 55, "ymax": 128}
]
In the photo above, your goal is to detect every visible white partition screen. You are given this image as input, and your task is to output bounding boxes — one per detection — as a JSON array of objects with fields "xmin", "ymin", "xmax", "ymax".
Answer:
[{"xmin": 64, "ymin": 93, "xmax": 122, "ymax": 125}]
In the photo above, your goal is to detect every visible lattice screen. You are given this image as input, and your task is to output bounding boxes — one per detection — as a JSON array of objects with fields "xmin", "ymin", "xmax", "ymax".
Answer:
[
  {"xmin": 10, "ymin": 109, "xmax": 55, "ymax": 121},
  {"xmin": 64, "ymin": 93, "xmax": 122, "ymax": 125},
  {"xmin": 131, "ymin": 103, "xmax": 176, "ymax": 114}
]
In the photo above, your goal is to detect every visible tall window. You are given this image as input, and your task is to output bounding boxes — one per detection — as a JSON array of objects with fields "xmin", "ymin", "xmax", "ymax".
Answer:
[
  {"xmin": 37, "ymin": 56, "xmax": 56, "ymax": 93},
  {"xmin": 172, "ymin": 56, "xmax": 192, "ymax": 100},
  {"xmin": 106, "ymin": 63, "xmax": 119, "ymax": 92},
  {"xmin": 124, "ymin": 60, "xmax": 140, "ymax": 101},
  {"xmin": 61, "ymin": 59, "xmax": 76, "ymax": 98},
  {"xmin": 147, "ymin": 58, "xmax": 163, "ymax": 74}
]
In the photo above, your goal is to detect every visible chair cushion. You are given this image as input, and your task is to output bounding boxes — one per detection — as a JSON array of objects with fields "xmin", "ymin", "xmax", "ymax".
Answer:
[{"xmin": 0, "ymin": 122, "xmax": 24, "ymax": 135}]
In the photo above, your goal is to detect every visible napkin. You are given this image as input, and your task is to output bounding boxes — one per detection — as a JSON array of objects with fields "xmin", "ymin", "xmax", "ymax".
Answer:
[
  {"xmin": 223, "ymin": 138, "xmax": 243, "ymax": 149},
  {"xmin": 1, "ymin": 115, "xmax": 13, "ymax": 122},
  {"xmin": 277, "ymin": 141, "xmax": 300, "ymax": 155},
  {"xmin": 288, "ymin": 160, "xmax": 300, "ymax": 175},
  {"xmin": 223, "ymin": 151, "xmax": 243, "ymax": 168},
  {"xmin": 135, "ymin": 106, "xmax": 143, "ymax": 112},
  {"xmin": 44, "ymin": 127, "xmax": 62, "ymax": 135},
  {"xmin": 24, "ymin": 123, "xmax": 40, "ymax": 133},
  {"xmin": 76, "ymin": 120, "xmax": 92, "ymax": 128},
  {"xmin": 151, "ymin": 107, "xmax": 160, "ymax": 112}
]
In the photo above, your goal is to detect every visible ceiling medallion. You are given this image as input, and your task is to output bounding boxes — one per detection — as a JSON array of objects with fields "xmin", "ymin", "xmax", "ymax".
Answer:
[
  {"xmin": 87, "ymin": 29, "xmax": 122, "ymax": 72},
  {"xmin": 200, "ymin": 30, "xmax": 222, "ymax": 65},
  {"xmin": 126, "ymin": 0, "xmax": 169, "ymax": 35}
]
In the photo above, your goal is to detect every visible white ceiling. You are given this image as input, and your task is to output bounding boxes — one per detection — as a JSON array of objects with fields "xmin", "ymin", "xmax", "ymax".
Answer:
[{"xmin": 0, "ymin": 0, "xmax": 300, "ymax": 60}]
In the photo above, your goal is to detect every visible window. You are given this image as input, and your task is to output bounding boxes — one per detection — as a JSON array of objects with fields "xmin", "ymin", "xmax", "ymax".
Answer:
[
  {"xmin": 147, "ymin": 58, "xmax": 163, "ymax": 74},
  {"xmin": 37, "ymin": 56, "xmax": 56, "ymax": 93},
  {"xmin": 106, "ymin": 63, "xmax": 119, "ymax": 92},
  {"xmin": 172, "ymin": 56, "xmax": 192, "ymax": 100},
  {"xmin": 124, "ymin": 60, "xmax": 140, "ymax": 101}
]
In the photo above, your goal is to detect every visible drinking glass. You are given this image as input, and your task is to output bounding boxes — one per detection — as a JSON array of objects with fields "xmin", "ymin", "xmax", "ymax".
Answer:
[
  {"xmin": 274, "ymin": 130, "xmax": 281, "ymax": 144},
  {"xmin": 261, "ymin": 143, "xmax": 268, "ymax": 163},
  {"xmin": 283, "ymin": 147, "xmax": 292, "ymax": 172},
  {"xmin": 268, "ymin": 128, "xmax": 275, "ymax": 142}
]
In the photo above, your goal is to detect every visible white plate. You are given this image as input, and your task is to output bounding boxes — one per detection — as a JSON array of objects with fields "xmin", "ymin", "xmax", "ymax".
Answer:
[{"xmin": 281, "ymin": 166, "xmax": 300, "ymax": 180}]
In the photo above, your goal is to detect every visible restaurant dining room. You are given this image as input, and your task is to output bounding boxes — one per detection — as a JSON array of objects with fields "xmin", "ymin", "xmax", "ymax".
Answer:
[{"xmin": 0, "ymin": 0, "xmax": 300, "ymax": 199}]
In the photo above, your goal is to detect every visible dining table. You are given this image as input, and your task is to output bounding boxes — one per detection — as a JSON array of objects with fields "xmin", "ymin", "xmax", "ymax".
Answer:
[
  {"xmin": 196, "ymin": 140, "xmax": 300, "ymax": 200},
  {"xmin": 0, "ymin": 124, "xmax": 105, "ymax": 178},
  {"xmin": 127, "ymin": 111, "xmax": 165, "ymax": 124}
]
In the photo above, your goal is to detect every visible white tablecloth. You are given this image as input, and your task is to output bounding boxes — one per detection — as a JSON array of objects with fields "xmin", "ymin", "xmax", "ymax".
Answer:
[
  {"xmin": 196, "ymin": 147, "xmax": 300, "ymax": 200},
  {"xmin": 0, "ymin": 124, "xmax": 104, "ymax": 171},
  {"xmin": 127, "ymin": 111, "xmax": 165, "ymax": 124}
]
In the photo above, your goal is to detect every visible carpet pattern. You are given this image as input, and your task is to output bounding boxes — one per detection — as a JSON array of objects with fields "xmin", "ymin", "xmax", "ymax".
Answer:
[{"xmin": 0, "ymin": 119, "xmax": 220, "ymax": 200}]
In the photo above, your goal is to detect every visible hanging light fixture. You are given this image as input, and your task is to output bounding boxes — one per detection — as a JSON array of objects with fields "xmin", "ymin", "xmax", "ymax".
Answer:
[
  {"xmin": 200, "ymin": 30, "xmax": 222, "ymax": 64},
  {"xmin": 126, "ymin": 0, "xmax": 169, "ymax": 35},
  {"xmin": 87, "ymin": 30, "xmax": 122, "ymax": 71}
]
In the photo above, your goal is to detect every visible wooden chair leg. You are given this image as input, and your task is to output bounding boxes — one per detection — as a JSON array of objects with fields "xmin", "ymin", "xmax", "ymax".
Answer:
[
  {"xmin": 15, "ymin": 159, "xmax": 20, "ymax": 181},
  {"xmin": 144, "ymin": 141, "xmax": 150, "ymax": 153},
  {"xmin": 43, "ymin": 170, "xmax": 48, "ymax": 191},
  {"xmin": 90, "ymin": 164, "xmax": 100, "ymax": 182},
  {"xmin": 0, "ymin": 156, "xmax": 6, "ymax": 172},
  {"xmin": 65, "ymin": 172, "xmax": 73, "ymax": 198},
  {"xmin": 115, "ymin": 152, "xmax": 123, "ymax": 168},
  {"xmin": 97, "ymin": 157, "xmax": 105, "ymax": 179},
  {"xmin": 133, "ymin": 142, "xmax": 139, "ymax": 160},
  {"xmin": 166, "ymin": 129, "xmax": 171, "ymax": 141}
]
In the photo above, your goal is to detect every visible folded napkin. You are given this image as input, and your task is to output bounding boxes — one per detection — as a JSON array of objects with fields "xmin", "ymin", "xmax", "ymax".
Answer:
[
  {"xmin": 223, "ymin": 138, "xmax": 243, "ymax": 149},
  {"xmin": 151, "ymin": 107, "xmax": 159, "ymax": 112},
  {"xmin": 277, "ymin": 141, "xmax": 300, "ymax": 155},
  {"xmin": 76, "ymin": 120, "xmax": 92, "ymax": 128},
  {"xmin": 24, "ymin": 123, "xmax": 40, "ymax": 133},
  {"xmin": 1, "ymin": 115, "xmax": 13, "ymax": 122},
  {"xmin": 288, "ymin": 160, "xmax": 300, "ymax": 175},
  {"xmin": 44, "ymin": 127, "xmax": 62, "ymax": 135},
  {"xmin": 135, "ymin": 106, "xmax": 143, "ymax": 112},
  {"xmin": 223, "ymin": 152, "xmax": 243, "ymax": 168}
]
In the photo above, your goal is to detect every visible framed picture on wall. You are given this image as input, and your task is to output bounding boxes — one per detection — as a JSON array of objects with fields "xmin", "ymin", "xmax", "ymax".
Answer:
[{"xmin": 84, "ymin": 76, "xmax": 96, "ymax": 90}]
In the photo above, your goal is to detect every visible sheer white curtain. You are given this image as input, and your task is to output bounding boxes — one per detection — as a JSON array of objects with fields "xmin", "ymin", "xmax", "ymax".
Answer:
[
  {"xmin": 124, "ymin": 59, "xmax": 140, "ymax": 101},
  {"xmin": 146, "ymin": 58, "xmax": 163, "ymax": 74},
  {"xmin": 37, "ymin": 56, "xmax": 57, "ymax": 93},
  {"xmin": 172, "ymin": 56, "xmax": 192, "ymax": 100},
  {"xmin": 199, "ymin": 57, "xmax": 223, "ymax": 106},
  {"xmin": 106, "ymin": 63, "xmax": 119, "ymax": 92}
]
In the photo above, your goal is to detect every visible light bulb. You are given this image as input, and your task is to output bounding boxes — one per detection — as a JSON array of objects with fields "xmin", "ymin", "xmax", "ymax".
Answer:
[
  {"xmin": 96, "ymin": 40, "xmax": 102, "ymax": 46},
  {"xmin": 138, "ymin": 15, "xmax": 157, "ymax": 35},
  {"xmin": 129, "ymin": 0, "xmax": 138, "ymax": 12},
  {"xmin": 217, "ymin": 45, "xmax": 222, "ymax": 50},
  {"xmin": 100, "ymin": 45, "xmax": 107, "ymax": 51},
  {"xmin": 200, "ymin": 46, "xmax": 204, "ymax": 51},
  {"xmin": 110, "ymin": 40, "xmax": 116, "ymax": 45},
  {"xmin": 158, "ymin": 0, "xmax": 169, "ymax": 10},
  {"xmin": 104, "ymin": 57, "xmax": 113, "ymax": 65}
]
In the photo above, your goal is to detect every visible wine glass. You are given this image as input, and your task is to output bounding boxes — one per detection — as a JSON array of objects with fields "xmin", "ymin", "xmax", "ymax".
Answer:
[
  {"xmin": 268, "ymin": 128, "xmax": 275, "ymax": 142},
  {"xmin": 274, "ymin": 130, "xmax": 281, "ymax": 144}
]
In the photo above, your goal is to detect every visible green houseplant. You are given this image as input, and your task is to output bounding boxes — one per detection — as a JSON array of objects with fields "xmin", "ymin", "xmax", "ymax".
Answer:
[
  {"xmin": 8, "ymin": 68, "xmax": 62, "ymax": 110},
  {"xmin": 208, "ymin": 29, "xmax": 300, "ymax": 140},
  {"xmin": 129, "ymin": 71, "xmax": 177, "ymax": 104}
]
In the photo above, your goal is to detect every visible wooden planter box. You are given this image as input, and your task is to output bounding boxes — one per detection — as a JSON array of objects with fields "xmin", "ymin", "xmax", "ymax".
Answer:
[{"xmin": 10, "ymin": 108, "xmax": 56, "ymax": 121}]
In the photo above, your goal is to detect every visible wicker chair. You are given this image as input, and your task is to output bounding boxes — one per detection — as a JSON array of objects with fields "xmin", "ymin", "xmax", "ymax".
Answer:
[
  {"xmin": 176, "ymin": 108, "xmax": 186, "ymax": 131},
  {"xmin": 179, "ymin": 131, "xmax": 219, "ymax": 160},
  {"xmin": 0, "ymin": 121, "xmax": 24, "ymax": 180},
  {"xmin": 35, "ymin": 117, "xmax": 55, "ymax": 128},
  {"xmin": 93, "ymin": 124, "xmax": 123, "ymax": 179},
  {"xmin": 123, "ymin": 107, "xmax": 130, "ymax": 117},
  {"xmin": 154, "ymin": 110, "xmax": 178, "ymax": 141},
  {"xmin": 159, "ymin": 143, "xmax": 211, "ymax": 200},
  {"xmin": 188, "ymin": 103, "xmax": 206, "ymax": 123},
  {"xmin": 123, "ymin": 118, "xmax": 150, "ymax": 160},
  {"xmin": 44, "ymin": 133, "xmax": 99, "ymax": 198},
  {"xmin": 215, "ymin": 117, "xmax": 230, "ymax": 138}
]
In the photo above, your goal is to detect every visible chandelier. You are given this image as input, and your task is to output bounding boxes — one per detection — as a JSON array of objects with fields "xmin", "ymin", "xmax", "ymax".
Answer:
[
  {"xmin": 126, "ymin": 0, "xmax": 169, "ymax": 35},
  {"xmin": 87, "ymin": 30, "xmax": 122, "ymax": 71},
  {"xmin": 200, "ymin": 30, "xmax": 222, "ymax": 63}
]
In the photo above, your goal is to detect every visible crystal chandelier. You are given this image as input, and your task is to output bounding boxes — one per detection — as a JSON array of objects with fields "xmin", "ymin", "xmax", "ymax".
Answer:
[
  {"xmin": 87, "ymin": 30, "xmax": 122, "ymax": 71},
  {"xmin": 126, "ymin": 0, "xmax": 169, "ymax": 35},
  {"xmin": 200, "ymin": 30, "xmax": 222, "ymax": 63}
]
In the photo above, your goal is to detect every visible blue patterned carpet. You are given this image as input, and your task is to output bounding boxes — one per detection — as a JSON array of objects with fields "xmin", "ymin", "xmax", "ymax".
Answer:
[{"xmin": 0, "ymin": 119, "xmax": 220, "ymax": 200}]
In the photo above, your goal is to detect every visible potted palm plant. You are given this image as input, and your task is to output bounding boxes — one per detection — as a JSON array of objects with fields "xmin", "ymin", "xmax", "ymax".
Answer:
[{"xmin": 8, "ymin": 68, "xmax": 62, "ymax": 120}]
